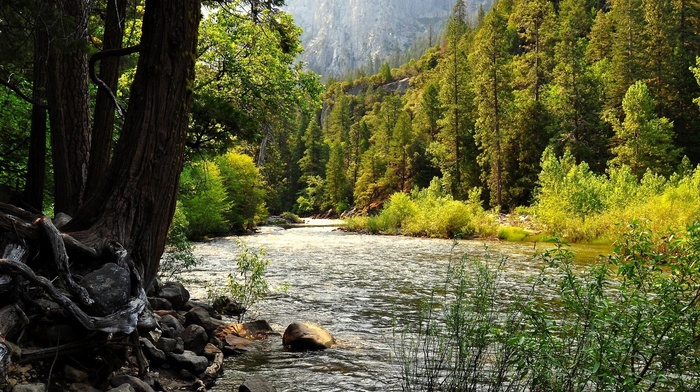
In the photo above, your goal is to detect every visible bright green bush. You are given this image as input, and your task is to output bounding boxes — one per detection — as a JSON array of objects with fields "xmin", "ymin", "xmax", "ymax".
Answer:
[
  {"xmin": 179, "ymin": 160, "xmax": 229, "ymax": 239},
  {"xmin": 346, "ymin": 178, "xmax": 498, "ymax": 238},
  {"xmin": 216, "ymin": 150, "xmax": 268, "ymax": 230},
  {"xmin": 530, "ymin": 147, "xmax": 700, "ymax": 242}
]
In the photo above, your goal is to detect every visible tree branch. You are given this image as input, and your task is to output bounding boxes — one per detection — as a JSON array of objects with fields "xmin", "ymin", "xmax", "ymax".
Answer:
[
  {"xmin": 0, "ymin": 77, "xmax": 48, "ymax": 109},
  {"xmin": 88, "ymin": 45, "xmax": 141, "ymax": 117}
]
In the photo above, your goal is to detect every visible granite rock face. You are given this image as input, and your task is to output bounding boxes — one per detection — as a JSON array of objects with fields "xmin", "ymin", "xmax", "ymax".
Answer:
[{"xmin": 283, "ymin": 0, "xmax": 493, "ymax": 77}]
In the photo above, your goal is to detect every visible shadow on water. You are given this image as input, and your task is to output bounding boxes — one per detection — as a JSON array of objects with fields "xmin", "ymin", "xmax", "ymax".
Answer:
[{"xmin": 184, "ymin": 220, "xmax": 614, "ymax": 392}]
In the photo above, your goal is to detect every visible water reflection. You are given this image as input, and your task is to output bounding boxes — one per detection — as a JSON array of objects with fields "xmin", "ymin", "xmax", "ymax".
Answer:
[{"xmin": 185, "ymin": 220, "xmax": 609, "ymax": 392}]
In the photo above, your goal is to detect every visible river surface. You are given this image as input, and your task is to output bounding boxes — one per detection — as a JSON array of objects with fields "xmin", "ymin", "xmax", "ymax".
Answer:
[{"xmin": 184, "ymin": 220, "xmax": 610, "ymax": 392}]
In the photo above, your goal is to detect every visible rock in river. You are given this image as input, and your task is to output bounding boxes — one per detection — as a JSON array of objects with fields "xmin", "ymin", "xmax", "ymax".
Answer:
[{"xmin": 282, "ymin": 322, "xmax": 334, "ymax": 351}]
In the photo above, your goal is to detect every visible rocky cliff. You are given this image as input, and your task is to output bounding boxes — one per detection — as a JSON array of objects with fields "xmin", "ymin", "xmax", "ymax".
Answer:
[{"xmin": 283, "ymin": 0, "xmax": 492, "ymax": 77}]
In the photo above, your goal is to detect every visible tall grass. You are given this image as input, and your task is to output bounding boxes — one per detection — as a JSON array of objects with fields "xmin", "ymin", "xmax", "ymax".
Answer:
[{"xmin": 395, "ymin": 222, "xmax": 700, "ymax": 391}]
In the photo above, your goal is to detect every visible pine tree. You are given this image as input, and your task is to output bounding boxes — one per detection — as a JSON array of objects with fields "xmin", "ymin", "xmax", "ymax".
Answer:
[
  {"xmin": 298, "ymin": 120, "xmax": 327, "ymax": 182},
  {"xmin": 471, "ymin": 10, "xmax": 514, "ymax": 208},
  {"xmin": 607, "ymin": 81, "xmax": 680, "ymax": 176}
]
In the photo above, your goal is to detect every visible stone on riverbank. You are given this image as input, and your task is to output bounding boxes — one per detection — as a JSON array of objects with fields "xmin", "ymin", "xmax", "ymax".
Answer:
[
  {"xmin": 239, "ymin": 375, "xmax": 276, "ymax": 392},
  {"xmin": 282, "ymin": 322, "xmax": 334, "ymax": 351}
]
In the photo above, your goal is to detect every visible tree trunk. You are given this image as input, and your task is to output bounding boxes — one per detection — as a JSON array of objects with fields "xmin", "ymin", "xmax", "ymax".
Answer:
[
  {"xmin": 84, "ymin": 0, "xmax": 127, "ymax": 201},
  {"xmin": 67, "ymin": 0, "xmax": 201, "ymax": 289},
  {"xmin": 45, "ymin": 0, "xmax": 91, "ymax": 216},
  {"xmin": 23, "ymin": 20, "xmax": 49, "ymax": 212}
]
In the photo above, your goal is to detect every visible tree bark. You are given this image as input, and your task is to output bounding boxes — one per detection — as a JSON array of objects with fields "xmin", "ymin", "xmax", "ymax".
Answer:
[
  {"xmin": 67, "ymin": 0, "xmax": 201, "ymax": 289},
  {"xmin": 84, "ymin": 0, "xmax": 127, "ymax": 201},
  {"xmin": 45, "ymin": 0, "xmax": 91, "ymax": 216},
  {"xmin": 23, "ymin": 19, "xmax": 49, "ymax": 212}
]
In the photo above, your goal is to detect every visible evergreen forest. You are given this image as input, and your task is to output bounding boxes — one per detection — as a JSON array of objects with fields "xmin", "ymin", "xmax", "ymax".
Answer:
[{"xmin": 2, "ymin": 0, "xmax": 700, "ymax": 243}]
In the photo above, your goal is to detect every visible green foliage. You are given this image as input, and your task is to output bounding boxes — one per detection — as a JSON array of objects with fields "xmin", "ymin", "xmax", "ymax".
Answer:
[
  {"xmin": 396, "ymin": 223, "xmax": 700, "ymax": 391},
  {"xmin": 530, "ymin": 147, "xmax": 700, "ymax": 242},
  {"xmin": 179, "ymin": 160, "xmax": 230, "ymax": 239},
  {"xmin": 160, "ymin": 202, "xmax": 201, "ymax": 281},
  {"xmin": 607, "ymin": 81, "xmax": 680, "ymax": 177},
  {"xmin": 208, "ymin": 241, "xmax": 270, "ymax": 322},
  {"xmin": 347, "ymin": 178, "xmax": 498, "ymax": 238},
  {"xmin": 280, "ymin": 211, "xmax": 303, "ymax": 223},
  {"xmin": 216, "ymin": 150, "xmax": 268, "ymax": 230}
]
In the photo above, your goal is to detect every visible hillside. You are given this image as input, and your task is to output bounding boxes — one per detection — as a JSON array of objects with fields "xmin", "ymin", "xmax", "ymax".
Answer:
[{"xmin": 283, "ymin": 0, "xmax": 493, "ymax": 77}]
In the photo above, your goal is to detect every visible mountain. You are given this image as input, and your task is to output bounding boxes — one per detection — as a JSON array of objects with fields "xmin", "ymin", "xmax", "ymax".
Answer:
[{"xmin": 283, "ymin": 0, "xmax": 492, "ymax": 78}]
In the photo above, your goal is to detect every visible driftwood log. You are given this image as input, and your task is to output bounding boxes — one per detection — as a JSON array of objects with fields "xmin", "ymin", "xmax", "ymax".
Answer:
[{"xmin": 0, "ymin": 202, "xmax": 151, "ymax": 375}]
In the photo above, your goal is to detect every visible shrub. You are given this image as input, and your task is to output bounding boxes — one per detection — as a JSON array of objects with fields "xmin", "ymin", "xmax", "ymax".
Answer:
[
  {"xmin": 216, "ymin": 150, "xmax": 268, "ymax": 231},
  {"xmin": 179, "ymin": 160, "xmax": 229, "ymax": 239},
  {"xmin": 207, "ymin": 241, "xmax": 270, "ymax": 322},
  {"xmin": 395, "ymin": 223, "xmax": 700, "ymax": 391}
]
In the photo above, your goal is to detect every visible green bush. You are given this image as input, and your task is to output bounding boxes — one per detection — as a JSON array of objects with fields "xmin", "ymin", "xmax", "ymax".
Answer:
[
  {"xmin": 396, "ymin": 223, "xmax": 700, "ymax": 391},
  {"xmin": 179, "ymin": 160, "xmax": 229, "ymax": 239},
  {"xmin": 345, "ymin": 178, "xmax": 498, "ymax": 238},
  {"xmin": 207, "ymin": 241, "xmax": 270, "ymax": 322},
  {"xmin": 160, "ymin": 202, "xmax": 201, "ymax": 280},
  {"xmin": 530, "ymin": 147, "xmax": 700, "ymax": 242},
  {"xmin": 216, "ymin": 150, "xmax": 268, "ymax": 231}
]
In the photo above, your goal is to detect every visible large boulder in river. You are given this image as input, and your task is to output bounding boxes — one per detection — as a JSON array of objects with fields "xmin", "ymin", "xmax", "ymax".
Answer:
[{"xmin": 282, "ymin": 322, "xmax": 334, "ymax": 351}]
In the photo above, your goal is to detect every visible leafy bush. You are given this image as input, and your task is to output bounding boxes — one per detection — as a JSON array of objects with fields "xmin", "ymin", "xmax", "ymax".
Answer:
[
  {"xmin": 207, "ymin": 241, "xmax": 270, "ymax": 322},
  {"xmin": 216, "ymin": 150, "xmax": 268, "ymax": 231},
  {"xmin": 529, "ymin": 147, "xmax": 700, "ymax": 242},
  {"xmin": 347, "ymin": 178, "xmax": 498, "ymax": 238},
  {"xmin": 396, "ymin": 223, "xmax": 700, "ymax": 391},
  {"xmin": 179, "ymin": 160, "xmax": 229, "ymax": 239}
]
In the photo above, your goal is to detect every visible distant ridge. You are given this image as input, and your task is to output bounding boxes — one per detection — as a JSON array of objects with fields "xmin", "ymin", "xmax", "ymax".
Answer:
[{"xmin": 283, "ymin": 0, "xmax": 493, "ymax": 77}]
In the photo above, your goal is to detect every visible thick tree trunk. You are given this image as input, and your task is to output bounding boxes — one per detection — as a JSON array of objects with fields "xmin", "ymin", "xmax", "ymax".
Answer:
[
  {"xmin": 23, "ymin": 21, "xmax": 49, "ymax": 212},
  {"xmin": 45, "ymin": 0, "xmax": 91, "ymax": 216},
  {"xmin": 84, "ymin": 0, "xmax": 127, "ymax": 201},
  {"xmin": 68, "ymin": 0, "xmax": 201, "ymax": 289}
]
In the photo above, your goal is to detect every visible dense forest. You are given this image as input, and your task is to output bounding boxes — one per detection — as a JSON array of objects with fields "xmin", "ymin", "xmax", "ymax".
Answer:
[{"xmin": 2, "ymin": 0, "xmax": 700, "ymax": 243}]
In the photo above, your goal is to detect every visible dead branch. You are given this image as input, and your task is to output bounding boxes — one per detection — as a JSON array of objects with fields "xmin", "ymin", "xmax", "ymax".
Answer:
[
  {"xmin": 0, "ymin": 247, "xmax": 145, "ymax": 335},
  {"xmin": 38, "ymin": 217, "xmax": 94, "ymax": 307}
]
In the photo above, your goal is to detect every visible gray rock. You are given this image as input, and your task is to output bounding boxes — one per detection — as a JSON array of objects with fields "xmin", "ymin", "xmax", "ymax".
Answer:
[
  {"xmin": 110, "ymin": 375, "xmax": 154, "ymax": 392},
  {"xmin": 282, "ymin": 322, "xmax": 335, "ymax": 351},
  {"xmin": 64, "ymin": 364, "xmax": 89, "ymax": 383},
  {"xmin": 12, "ymin": 384, "xmax": 46, "ymax": 392},
  {"xmin": 185, "ymin": 307, "xmax": 215, "ymax": 333},
  {"xmin": 166, "ymin": 350, "xmax": 209, "ymax": 375},
  {"xmin": 157, "ymin": 282, "xmax": 189, "ymax": 310},
  {"xmin": 80, "ymin": 262, "xmax": 131, "ymax": 316},
  {"xmin": 67, "ymin": 383, "xmax": 101, "ymax": 392},
  {"xmin": 108, "ymin": 385, "xmax": 135, "ymax": 392},
  {"xmin": 239, "ymin": 375, "xmax": 276, "ymax": 392},
  {"xmin": 140, "ymin": 338, "xmax": 166, "ymax": 366},
  {"xmin": 180, "ymin": 324, "xmax": 208, "ymax": 355},
  {"xmin": 53, "ymin": 212, "xmax": 72, "ymax": 229},
  {"xmin": 148, "ymin": 297, "xmax": 173, "ymax": 311},
  {"xmin": 155, "ymin": 337, "xmax": 184, "ymax": 354},
  {"xmin": 221, "ymin": 335, "xmax": 253, "ymax": 355},
  {"xmin": 159, "ymin": 314, "xmax": 184, "ymax": 338}
]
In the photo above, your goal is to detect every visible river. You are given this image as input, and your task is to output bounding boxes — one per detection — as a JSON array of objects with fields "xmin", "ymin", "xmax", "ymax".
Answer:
[{"xmin": 184, "ymin": 220, "xmax": 609, "ymax": 392}]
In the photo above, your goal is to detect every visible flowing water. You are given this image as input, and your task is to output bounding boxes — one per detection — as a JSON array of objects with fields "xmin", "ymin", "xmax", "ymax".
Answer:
[{"xmin": 184, "ymin": 220, "xmax": 609, "ymax": 392}]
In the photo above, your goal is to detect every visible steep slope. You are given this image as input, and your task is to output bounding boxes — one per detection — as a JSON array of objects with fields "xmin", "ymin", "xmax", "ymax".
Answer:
[{"xmin": 283, "ymin": 0, "xmax": 492, "ymax": 77}]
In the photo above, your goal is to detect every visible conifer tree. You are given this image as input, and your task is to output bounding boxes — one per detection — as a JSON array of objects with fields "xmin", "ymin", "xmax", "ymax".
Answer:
[
  {"xmin": 607, "ymin": 81, "xmax": 679, "ymax": 176},
  {"xmin": 471, "ymin": 10, "xmax": 514, "ymax": 208}
]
